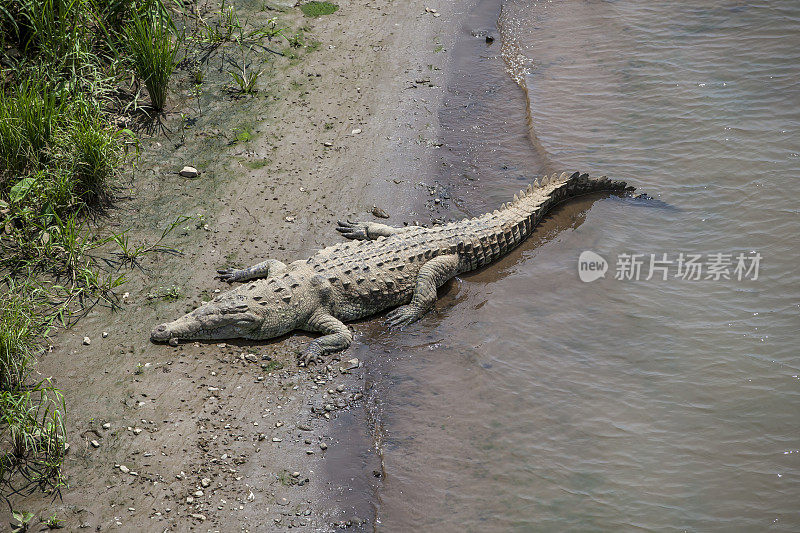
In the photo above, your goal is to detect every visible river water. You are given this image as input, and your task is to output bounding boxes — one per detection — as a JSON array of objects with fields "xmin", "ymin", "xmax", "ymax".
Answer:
[{"xmin": 335, "ymin": 1, "xmax": 800, "ymax": 530}]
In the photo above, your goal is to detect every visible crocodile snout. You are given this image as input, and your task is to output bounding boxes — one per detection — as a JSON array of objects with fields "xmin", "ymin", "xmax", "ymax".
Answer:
[{"xmin": 150, "ymin": 323, "xmax": 171, "ymax": 342}]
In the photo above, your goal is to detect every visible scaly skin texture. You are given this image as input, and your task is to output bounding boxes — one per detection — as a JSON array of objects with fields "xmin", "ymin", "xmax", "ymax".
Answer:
[{"xmin": 151, "ymin": 172, "xmax": 634, "ymax": 365}]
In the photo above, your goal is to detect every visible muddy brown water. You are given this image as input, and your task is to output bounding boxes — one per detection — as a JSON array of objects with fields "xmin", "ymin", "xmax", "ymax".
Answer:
[{"xmin": 324, "ymin": 0, "xmax": 800, "ymax": 531}]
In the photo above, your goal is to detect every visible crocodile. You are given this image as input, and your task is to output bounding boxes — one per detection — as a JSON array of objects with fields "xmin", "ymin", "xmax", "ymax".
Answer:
[{"xmin": 151, "ymin": 171, "xmax": 634, "ymax": 365}]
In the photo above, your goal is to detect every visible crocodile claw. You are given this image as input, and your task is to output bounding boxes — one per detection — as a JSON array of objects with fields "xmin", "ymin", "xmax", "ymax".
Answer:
[
  {"xmin": 298, "ymin": 344, "xmax": 324, "ymax": 367},
  {"xmin": 386, "ymin": 305, "xmax": 421, "ymax": 329},
  {"xmin": 215, "ymin": 268, "xmax": 238, "ymax": 283},
  {"xmin": 335, "ymin": 220, "xmax": 368, "ymax": 240}
]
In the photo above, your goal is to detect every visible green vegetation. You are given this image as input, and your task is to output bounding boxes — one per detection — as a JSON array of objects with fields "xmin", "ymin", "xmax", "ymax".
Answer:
[
  {"xmin": 124, "ymin": 10, "xmax": 180, "ymax": 110},
  {"xmin": 0, "ymin": 286, "xmax": 66, "ymax": 499},
  {"xmin": 0, "ymin": 0, "xmax": 321, "ymax": 504},
  {"xmin": 300, "ymin": 1, "xmax": 339, "ymax": 17}
]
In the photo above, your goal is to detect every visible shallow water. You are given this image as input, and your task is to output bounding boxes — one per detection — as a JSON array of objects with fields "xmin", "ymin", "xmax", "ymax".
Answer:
[{"xmin": 354, "ymin": 0, "xmax": 800, "ymax": 530}]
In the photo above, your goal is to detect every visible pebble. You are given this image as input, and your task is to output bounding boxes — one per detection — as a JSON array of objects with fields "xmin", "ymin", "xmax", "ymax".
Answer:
[
  {"xmin": 371, "ymin": 206, "xmax": 390, "ymax": 219},
  {"xmin": 285, "ymin": 216, "xmax": 295, "ymax": 222},
  {"xmin": 190, "ymin": 513, "xmax": 206, "ymax": 521},
  {"xmin": 351, "ymin": 128, "xmax": 362, "ymax": 135},
  {"xmin": 119, "ymin": 465, "xmax": 130, "ymax": 474},
  {"xmin": 169, "ymin": 338, "xmax": 179, "ymax": 347},
  {"xmin": 90, "ymin": 440, "xmax": 100, "ymax": 448},
  {"xmin": 83, "ymin": 337, "xmax": 91, "ymax": 345},
  {"xmin": 201, "ymin": 477, "xmax": 211, "ymax": 487},
  {"xmin": 319, "ymin": 442, "xmax": 328, "ymax": 450},
  {"xmin": 186, "ymin": 496, "xmax": 194, "ymax": 504},
  {"xmin": 102, "ymin": 331, "xmax": 108, "ymax": 338},
  {"xmin": 298, "ymin": 424, "xmax": 312, "ymax": 431},
  {"xmin": 194, "ymin": 490, "xmax": 204, "ymax": 497},
  {"xmin": 322, "ymin": 141, "xmax": 333, "ymax": 147},
  {"xmin": 336, "ymin": 384, "xmax": 345, "ymax": 392},
  {"xmin": 341, "ymin": 358, "xmax": 360, "ymax": 371},
  {"xmin": 179, "ymin": 166, "xmax": 199, "ymax": 178},
  {"xmin": 102, "ymin": 422, "xmax": 111, "ymax": 430}
]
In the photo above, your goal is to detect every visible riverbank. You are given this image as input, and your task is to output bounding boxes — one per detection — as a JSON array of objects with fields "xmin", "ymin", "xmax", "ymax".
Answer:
[{"xmin": 3, "ymin": 0, "xmax": 470, "ymax": 530}]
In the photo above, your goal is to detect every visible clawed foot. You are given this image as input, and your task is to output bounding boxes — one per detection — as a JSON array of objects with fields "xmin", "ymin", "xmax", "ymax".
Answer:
[
  {"xmin": 335, "ymin": 220, "xmax": 369, "ymax": 240},
  {"xmin": 298, "ymin": 343, "xmax": 325, "ymax": 367},
  {"xmin": 215, "ymin": 268, "xmax": 240, "ymax": 283},
  {"xmin": 386, "ymin": 305, "xmax": 423, "ymax": 329}
]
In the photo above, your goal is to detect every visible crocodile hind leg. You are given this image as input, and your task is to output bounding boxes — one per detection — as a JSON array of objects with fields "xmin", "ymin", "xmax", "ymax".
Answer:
[
  {"xmin": 335, "ymin": 220, "xmax": 416, "ymax": 241},
  {"xmin": 216, "ymin": 259, "xmax": 287, "ymax": 283},
  {"xmin": 299, "ymin": 310, "xmax": 353, "ymax": 366},
  {"xmin": 386, "ymin": 254, "xmax": 461, "ymax": 328}
]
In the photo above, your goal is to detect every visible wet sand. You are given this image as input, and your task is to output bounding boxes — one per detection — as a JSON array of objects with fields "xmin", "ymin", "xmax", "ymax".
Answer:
[{"xmin": 3, "ymin": 1, "xmax": 473, "ymax": 530}]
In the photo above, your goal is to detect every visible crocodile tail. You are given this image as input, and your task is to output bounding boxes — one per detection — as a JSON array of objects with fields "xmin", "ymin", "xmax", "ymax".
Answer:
[{"xmin": 504, "ymin": 171, "xmax": 633, "ymax": 218}]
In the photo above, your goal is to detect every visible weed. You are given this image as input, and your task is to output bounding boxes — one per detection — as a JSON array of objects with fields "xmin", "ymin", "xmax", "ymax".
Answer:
[
  {"xmin": 10, "ymin": 510, "xmax": 33, "ymax": 532},
  {"xmin": 300, "ymin": 2, "xmax": 339, "ymax": 17},
  {"xmin": 146, "ymin": 286, "xmax": 182, "ymax": 302},
  {"xmin": 228, "ymin": 61, "xmax": 263, "ymax": 95},
  {"xmin": 45, "ymin": 512, "xmax": 63, "ymax": 529},
  {"xmin": 134, "ymin": 363, "xmax": 144, "ymax": 375},
  {"xmin": 323, "ymin": 122, "xmax": 335, "ymax": 130},
  {"xmin": 125, "ymin": 9, "xmax": 180, "ymax": 111}
]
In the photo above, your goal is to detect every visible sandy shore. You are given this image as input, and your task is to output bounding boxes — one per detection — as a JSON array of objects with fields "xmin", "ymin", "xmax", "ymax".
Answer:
[{"xmin": 3, "ymin": 0, "xmax": 470, "ymax": 530}]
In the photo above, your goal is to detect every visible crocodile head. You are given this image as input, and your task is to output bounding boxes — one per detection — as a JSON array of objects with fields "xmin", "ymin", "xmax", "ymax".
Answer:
[{"xmin": 150, "ymin": 286, "xmax": 303, "ymax": 344}]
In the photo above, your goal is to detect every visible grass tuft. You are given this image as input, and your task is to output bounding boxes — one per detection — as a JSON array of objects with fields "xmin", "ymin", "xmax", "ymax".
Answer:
[{"xmin": 125, "ymin": 9, "xmax": 179, "ymax": 111}]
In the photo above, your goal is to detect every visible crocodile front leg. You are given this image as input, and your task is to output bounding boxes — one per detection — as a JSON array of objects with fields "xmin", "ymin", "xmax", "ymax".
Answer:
[
  {"xmin": 386, "ymin": 254, "xmax": 461, "ymax": 328},
  {"xmin": 216, "ymin": 259, "xmax": 287, "ymax": 283},
  {"xmin": 335, "ymin": 220, "xmax": 415, "ymax": 240},
  {"xmin": 299, "ymin": 309, "xmax": 353, "ymax": 366}
]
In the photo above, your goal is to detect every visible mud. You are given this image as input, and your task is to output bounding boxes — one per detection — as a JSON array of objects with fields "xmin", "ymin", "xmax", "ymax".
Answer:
[{"xmin": 4, "ymin": 1, "xmax": 472, "ymax": 530}]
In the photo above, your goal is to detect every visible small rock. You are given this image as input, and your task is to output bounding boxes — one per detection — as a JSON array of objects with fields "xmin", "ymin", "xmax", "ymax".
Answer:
[
  {"xmin": 102, "ymin": 422, "xmax": 111, "ymax": 430},
  {"xmin": 371, "ymin": 206, "xmax": 389, "ymax": 219},
  {"xmin": 190, "ymin": 513, "xmax": 206, "ymax": 521},
  {"xmin": 341, "ymin": 358, "xmax": 360, "ymax": 371},
  {"xmin": 119, "ymin": 465, "xmax": 130, "ymax": 474},
  {"xmin": 277, "ymin": 497, "xmax": 289, "ymax": 506},
  {"xmin": 272, "ymin": 437, "xmax": 282, "ymax": 442},
  {"xmin": 322, "ymin": 141, "xmax": 333, "ymax": 147},
  {"xmin": 297, "ymin": 424, "xmax": 312, "ymax": 431},
  {"xmin": 179, "ymin": 166, "xmax": 199, "ymax": 178},
  {"xmin": 319, "ymin": 442, "xmax": 328, "ymax": 450},
  {"xmin": 201, "ymin": 477, "xmax": 211, "ymax": 488},
  {"xmin": 168, "ymin": 337, "xmax": 179, "ymax": 347},
  {"xmin": 83, "ymin": 337, "xmax": 91, "ymax": 345},
  {"xmin": 186, "ymin": 496, "xmax": 194, "ymax": 504},
  {"xmin": 285, "ymin": 216, "xmax": 295, "ymax": 223},
  {"xmin": 291, "ymin": 471, "xmax": 300, "ymax": 478},
  {"xmin": 194, "ymin": 490, "xmax": 204, "ymax": 497},
  {"xmin": 102, "ymin": 331, "xmax": 109, "ymax": 338},
  {"xmin": 351, "ymin": 128, "xmax": 362, "ymax": 135},
  {"xmin": 90, "ymin": 440, "xmax": 100, "ymax": 448},
  {"xmin": 336, "ymin": 384, "xmax": 345, "ymax": 392}
]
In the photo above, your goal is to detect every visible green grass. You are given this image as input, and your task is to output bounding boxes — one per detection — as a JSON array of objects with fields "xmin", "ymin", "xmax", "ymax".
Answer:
[
  {"xmin": 300, "ymin": 2, "xmax": 339, "ymax": 17},
  {"xmin": 0, "ymin": 284, "xmax": 67, "ymax": 497},
  {"xmin": 125, "ymin": 10, "xmax": 180, "ymax": 111},
  {"xmin": 0, "ymin": 0, "xmax": 314, "ymax": 502}
]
